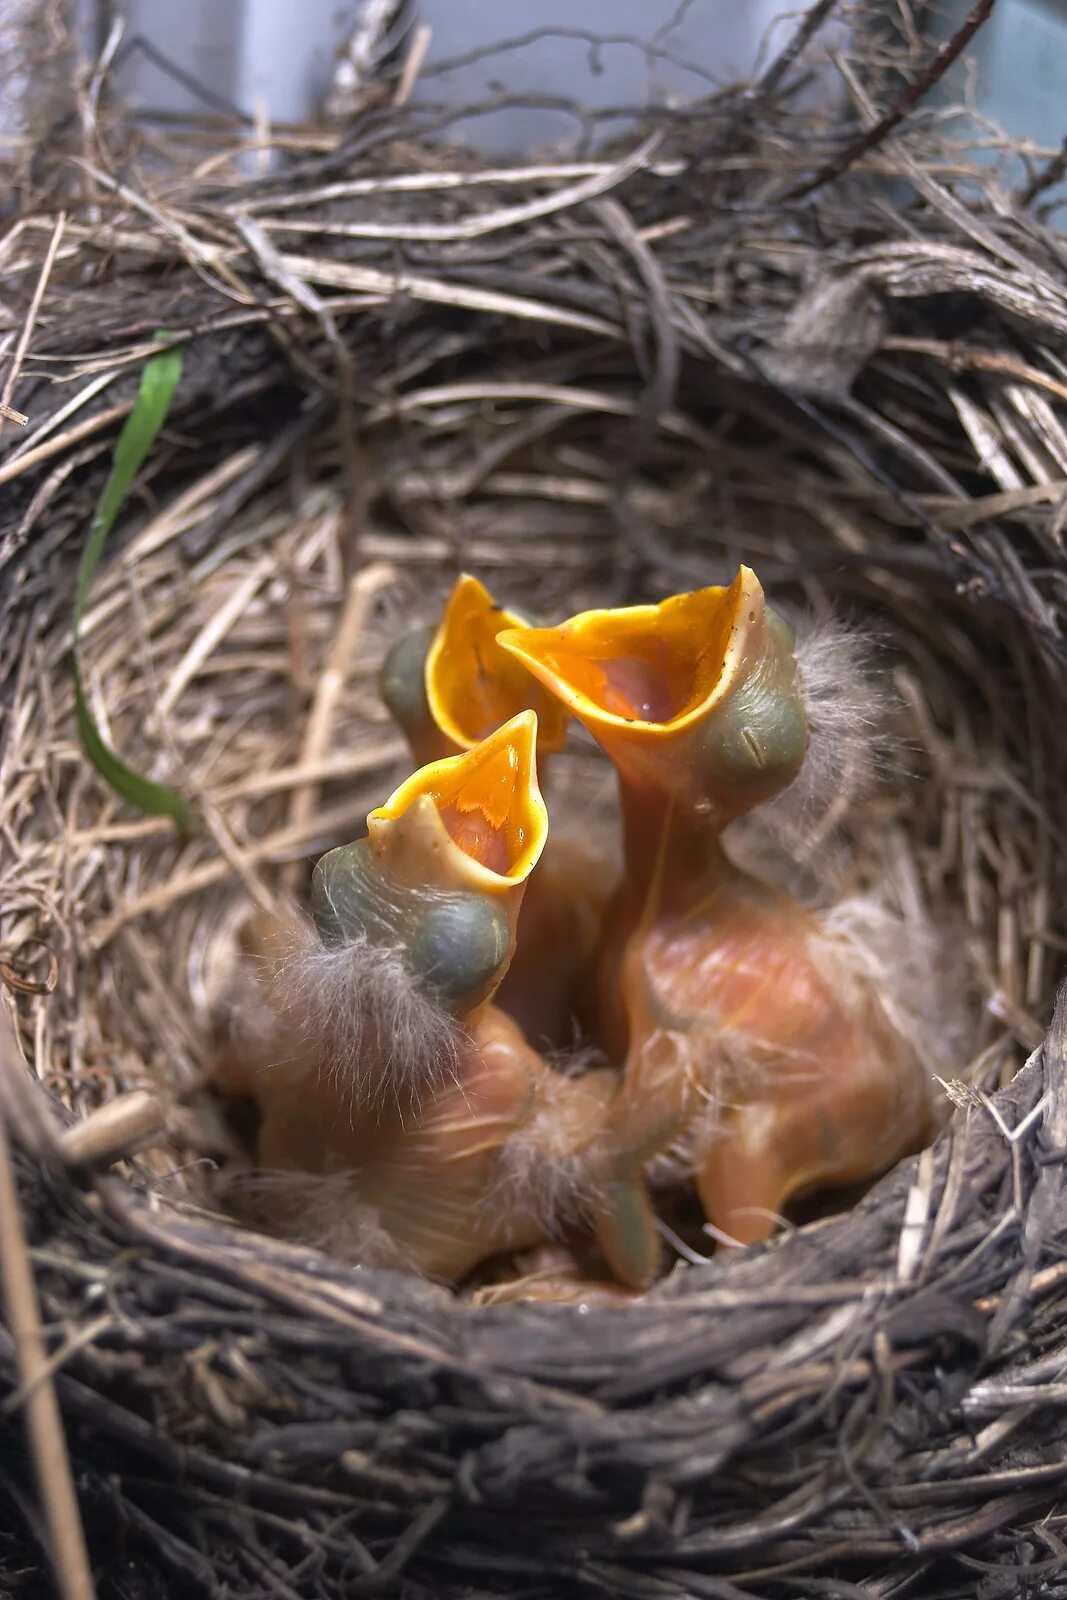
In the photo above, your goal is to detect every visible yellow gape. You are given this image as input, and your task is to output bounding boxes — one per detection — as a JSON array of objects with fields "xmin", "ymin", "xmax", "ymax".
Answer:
[{"xmin": 379, "ymin": 571, "xmax": 614, "ymax": 1049}]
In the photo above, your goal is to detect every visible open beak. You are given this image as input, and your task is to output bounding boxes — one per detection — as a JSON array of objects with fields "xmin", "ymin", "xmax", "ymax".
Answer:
[
  {"xmin": 499, "ymin": 568, "xmax": 807, "ymax": 817},
  {"xmin": 368, "ymin": 709, "xmax": 548, "ymax": 896},
  {"xmin": 423, "ymin": 574, "xmax": 571, "ymax": 756},
  {"xmin": 312, "ymin": 714, "xmax": 546, "ymax": 1015}
]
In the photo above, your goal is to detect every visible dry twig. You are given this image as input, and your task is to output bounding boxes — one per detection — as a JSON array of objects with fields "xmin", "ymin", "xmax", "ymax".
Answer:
[{"xmin": 783, "ymin": 0, "xmax": 998, "ymax": 202}]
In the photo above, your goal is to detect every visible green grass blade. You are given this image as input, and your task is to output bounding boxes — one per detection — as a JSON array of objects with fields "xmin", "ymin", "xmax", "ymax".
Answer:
[{"xmin": 74, "ymin": 343, "xmax": 191, "ymax": 830}]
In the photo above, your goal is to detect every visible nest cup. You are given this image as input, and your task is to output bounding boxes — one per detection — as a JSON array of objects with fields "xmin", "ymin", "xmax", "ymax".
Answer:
[{"xmin": 3, "ymin": 23, "xmax": 1067, "ymax": 1598}]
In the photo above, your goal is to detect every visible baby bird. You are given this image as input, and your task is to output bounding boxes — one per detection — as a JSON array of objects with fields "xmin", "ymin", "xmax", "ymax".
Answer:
[
  {"xmin": 379, "ymin": 572, "xmax": 614, "ymax": 1049},
  {"xmin": 500, "ymin": 568, "xmax": 934, "ymax": 1286},
  {"xmin": 216, "ymin": 712, "xmax": 623, "ymax": 1285}
]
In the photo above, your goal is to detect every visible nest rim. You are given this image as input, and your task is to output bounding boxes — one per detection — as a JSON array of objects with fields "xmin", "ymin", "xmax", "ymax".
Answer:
[{"xmin": 3, "ymin": 14, "xmax": 1067, "ymax": 1593}]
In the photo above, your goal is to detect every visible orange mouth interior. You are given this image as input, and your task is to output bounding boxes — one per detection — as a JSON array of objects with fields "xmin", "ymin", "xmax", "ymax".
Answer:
[
  {"xmin": 373, "ymin": 712, "xmax": 547, "ymax": 884},
  {"xmin": 433, "ymin": 738, "xmax": 532, "ymax": 876},
  {"xmin": 501, "ymin": 578, "xmax": 745, "ymax": 730},
  {"xmin": 425, "ymin": 575, "xmax": 571, "ymax": 752}
]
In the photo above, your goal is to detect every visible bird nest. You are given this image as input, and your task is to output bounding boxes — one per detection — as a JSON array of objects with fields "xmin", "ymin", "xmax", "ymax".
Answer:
[{"xmin": 3, "ymin": 15, "xmax": 1067, "ymax": 1598}]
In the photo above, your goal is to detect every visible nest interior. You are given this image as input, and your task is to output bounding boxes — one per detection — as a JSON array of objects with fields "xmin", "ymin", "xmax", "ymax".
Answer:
[{"xmin": 3, "ymin": 15, "xmax": 1067, "ymax": 1598}]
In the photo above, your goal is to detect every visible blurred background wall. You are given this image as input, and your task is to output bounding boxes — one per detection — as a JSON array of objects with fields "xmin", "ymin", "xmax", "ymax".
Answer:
[
  {"xmin": 3, "ymin": 0, "xmax": 1067, "ymax": 166},
  {"xmin": 107, "ymin": 0, "xmax": 840, "ymax": 151}
]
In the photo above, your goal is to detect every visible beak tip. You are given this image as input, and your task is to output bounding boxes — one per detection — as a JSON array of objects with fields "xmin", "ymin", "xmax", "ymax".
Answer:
[
  {"xmin": 735, "ymin": 563, "xmax": 764, "ymax": 601},
  {"xmin": 499, "ymin": 707, "xmax": 540, "ymax": 771}
]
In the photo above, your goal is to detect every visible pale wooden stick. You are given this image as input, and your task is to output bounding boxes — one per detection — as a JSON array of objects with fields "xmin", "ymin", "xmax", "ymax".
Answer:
[
  {"xmin": 394, "ymin": 24, "xmax": 432, "ymax": 107},
  {"xmin": 58, "ymin": 1091, "xmax": 166, "ymax": 1168},
  {"xmin": 0, "ymin": 1103, "xmax": 96, "ymax": 1600}
]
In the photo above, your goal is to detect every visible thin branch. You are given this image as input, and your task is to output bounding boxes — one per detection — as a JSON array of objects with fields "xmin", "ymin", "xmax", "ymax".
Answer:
[
  {"xmin": 109, "ymin": 32, "xmax": 254, "ymax": 125},
  {"xmin": 421, "ymin": 25, "xmax": 728, "ymax": 91},
  {"xmin": 783, "ymin": 0, "xmax": 998, "ymax": 202},
  {"xmin": 748, "ymin": 0, "xmax": 840, "ymax": 104},
  {"xmin": 393, "ymin": 23, "xmax": 432, "ymax": 108},
  {"xmin": 1017, "ymin": 134, "xmax": 1067, "ymax": 208}
]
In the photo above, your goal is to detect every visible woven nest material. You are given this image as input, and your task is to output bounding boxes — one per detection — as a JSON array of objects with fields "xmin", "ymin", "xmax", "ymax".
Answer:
[{"xmin": 3, "ymin": 12, "xmax": 1067, "ymax": 1597}]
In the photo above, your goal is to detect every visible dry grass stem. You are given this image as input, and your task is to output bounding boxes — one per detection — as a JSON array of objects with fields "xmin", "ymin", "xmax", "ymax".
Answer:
[{"xmin": 0, "ymin": 1032, "xmax": 95, "ymax": 1600}]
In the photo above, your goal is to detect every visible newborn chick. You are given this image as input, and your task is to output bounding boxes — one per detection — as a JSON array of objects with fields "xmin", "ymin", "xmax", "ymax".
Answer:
[
  {"xmin": 379, "ymin": 572, "xmax": 614, "ymax": 1049},
  {"xmin": 216, "ymin": 712, "xmax": 622, "ymax": 1284},
  {"xmin": 501, "ymin": 569, "xmax": 935, "ymax": 1286}
]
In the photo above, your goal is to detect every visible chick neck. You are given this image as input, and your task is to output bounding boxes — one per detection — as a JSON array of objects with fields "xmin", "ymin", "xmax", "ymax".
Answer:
[{"xmin": 617, "ymin": 775, "xmax": 737, "ymax": 928}]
